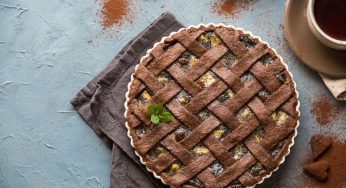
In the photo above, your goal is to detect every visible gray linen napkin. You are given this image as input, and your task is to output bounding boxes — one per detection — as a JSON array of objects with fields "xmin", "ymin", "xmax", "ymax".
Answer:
[{"xmin": 71, "ymin": 12, "xmax": 182, "ymax": 188}]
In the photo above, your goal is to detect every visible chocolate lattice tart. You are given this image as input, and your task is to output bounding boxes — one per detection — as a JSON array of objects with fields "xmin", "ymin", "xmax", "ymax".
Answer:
[{"xmin": 124, "ymin": 24, "xmax": 299, "ymax": 188}]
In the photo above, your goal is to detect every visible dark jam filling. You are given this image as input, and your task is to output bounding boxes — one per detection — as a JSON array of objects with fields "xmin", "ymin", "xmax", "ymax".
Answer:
[
  {"xmin": 197, "ymin": 109, "xmax": 211, "ymax": 121},
  {"xmin": 208, "ymin": 161, "xmax": 224, "ymax": 176},
  {"xmin": 212, "ymin": 125, "xmax": 230, "ymax": 140},
  {"xmin": 157, "ymin": 71, "xmax": 173, "ymax": 85},
  {"xmin": 176, "ymin": 51, "xmax": 197, "ymax": 70},
  {"xmin": 276, "ymin": 72, "xmax": 286, "ymax": 83},
  {"xmin": 270, "ymin": 139, "xmax": 288, "ymax": 158},
  {"xmin": 227, "ymin": 179, "xmax": 242, "ymax": 188},
  {"xmin": 259, "ymin": 53, "xmax": 274, "ymax": 65},
  {"xmin": 249, "ymin": 162, "xmax": 265, "ymax": 177},
  {"xmin": 187, "ymin": 177, "xmax": 204, "ymax": 187},
  {"xmin": 198, "ymin": 32, "xmax": 221, "ymax": 49},
  {"xmin": 229, "ymin": 143, "xmax": 249, "ymax": 160},
  {"xmin": 135, "ymin": 124, "xmax": 148, "ymax": 138},
  {"xmin": 165, "ymin": 161, "xmax": 184, "ymax": 176},
  {"xmin": 219, "ymin": 52, "xmax": 238, "ymax": 68},
  {"xmin": 148, "ymin": 145, "xmax": 166, "ymax": 158},
  {"xmin": 173, "ymin": 125, "xmax": 191, "ymax": 142},
  {"xmin": 176, "ymin": 90, "xmax": 192, "ymax": 105},
  {"xmin": 239, "ymin": 35, "xmax": 257, "ymax": 48},
  {"xmin": 258, "ymin": 89, "xmax": 271, "ymax": 102},
  {"xmin": 240, "ymin": 72, "xmax": 255, "ymax": 84}
]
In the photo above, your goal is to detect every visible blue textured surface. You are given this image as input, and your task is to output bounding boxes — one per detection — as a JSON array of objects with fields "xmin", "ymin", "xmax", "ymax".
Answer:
[{"xmin": 0, "ymin": 0, "xmax": 345, "ymax": 187}]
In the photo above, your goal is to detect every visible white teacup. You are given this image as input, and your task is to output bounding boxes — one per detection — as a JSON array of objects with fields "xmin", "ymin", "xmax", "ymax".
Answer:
[{"xmin": 307, "ymin": 0, "xmax": 346, "ymax": 50}]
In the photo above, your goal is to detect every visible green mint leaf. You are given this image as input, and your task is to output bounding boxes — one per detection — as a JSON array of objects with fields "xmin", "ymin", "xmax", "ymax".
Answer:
[
  {"xmin": 159, "ymin": 111, "xmax": 172, "ymax": 122},
  {"xmin": 154, "ymin": 103, "xmax": 164, "ymax": 115},
  {"xmin": 151, "ymin": 114, "xmax": 160, "ymax": 124},
  {"xmin": 147, "ymin": 103, "xmax": 171, "ymax": 124},
  {"xmin": 147, "ymin": 105, "xmax": 156, "ymax": 116},
  {"xmin": 147, "ymin": 103, "xmax": 164, "ymax": 116}
]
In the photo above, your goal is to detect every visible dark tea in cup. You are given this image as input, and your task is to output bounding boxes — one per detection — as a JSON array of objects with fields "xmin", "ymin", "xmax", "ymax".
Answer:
[{"xmin": 314, "ymin": 0, "xmax": 346, "ymax": 41}]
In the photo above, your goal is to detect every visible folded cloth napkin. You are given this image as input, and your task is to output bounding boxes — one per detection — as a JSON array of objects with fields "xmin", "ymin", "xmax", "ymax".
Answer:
[
  {"xmin": 71, "ymin": 12, "xmax": 182, "ymax": 188},
  {"xmin": 320, "ymin": 74, "xmax": 346, "ymax": 101}
]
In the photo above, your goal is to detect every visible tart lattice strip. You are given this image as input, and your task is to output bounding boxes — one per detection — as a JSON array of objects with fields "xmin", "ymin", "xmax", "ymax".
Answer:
[
  {"xmin": 270, "ymin": 132, "xmax": 295, "ymax": 162},
  {"xmin": 237, "ymin": 94, "xmax": 296, "ymax": 169},
  {"xmin": 246, "ymin": 115, "xmax": 297, "ymax": 155},
  {"xmin": 158, "ymin": 116, "xmax": 219, "ymax": 185},
  {"xmin": 162, "ymin": 152, "xmax": 216, "ymax": 187},
  {"xmin": 161, "ymin": 136, "xmax": 195, "ymax": 165},
  {"xmin": 247, "ymin": 90, "xmax": 295, "ymax": 129},
  {"xmin": 172, "ymin": 28, "xmax": 207, "ymax": 58},
  {"xmin": 194, "ymin": 114, "xmax": 260, "ymax": 185},
  {"xmin": 129, "ymin": 79, "xmax": 186, "ymax": 152},
  {"xmin": 130, "ymin": 101, "xmax": 152, "ymax": 126},
  {"xmin": 167, "ymin": 100, "xmax": 202, "ymax": 130},
  {"xmin": 126, "ymin": 113, "xmax": 143, "ymax": 143},
  {"xmin": 134, "ymin": 64, "xmax": 166, "ymax": 93},
  {"xmin": 145, "ymin": 152, "xmax": 176, "ymax": 173},
  {"xmin": 260, "ymin": 117, "xmax": 297, "ymax": 150},
  {"xmin": 147, "ymin": 26, "xmax": 219, "ymax": 77},
  {"xmin": 248, "ymin": 97, "xmax": 276, "ymax": 127},
  {"xmin": 245, "ymin": 118, "xmax": 296, "ymax": 164},
  {"xmin": 263, "ymin": 83, "xmax": 295, "ymax": 112},
  {"xmin": 158, "ymin": 116, "xmax": 221, "ymax": 157},
  {"xmin": 126, "ymin": 112, "xmax": 142, "ymax": 129},
  {"xmin": 229, "ymin": 44, "xmax": 269, "ymax": 78},
  {"xmin": 238, "ymin": 171, "xmax": 260, "ymax": 187},
  {"xmin": 180, "ymin": 116, "xmax": 221, "ymax": 149},
  {"xmin": 208, "ymin": 79, "xmax": 262, "ymax": 130},
  {"xmin": 237, "ymin": 141, "xmax": 280, "ymax": 186},
  {"xmin": 164, "ymin": 80, "xmax": 226, "ymax": 130},
  {"xmin": 203, "ymin": 153, "xmax": 257, "ymax": 188},
  {"xmin": 211, "ymin": 62, "xmax": 243, "ymax": 92},
  {"xmin": 146, "ymin": 42, "xmax": 186, "ymax": 76},
  {"xmin": 156, "ymin": 43, "xmax": 228, "ymax": 94},
  {"xmin": 158, "ymin": 117, "xmax": 221, "ymax": 185},
  {"xmin": 133, "ymin": 117, "xmax": 180, "ymax": 155},
  {"xmin": 167, "ymin": 63, "xmax": 203, "ymax": 96},
  {"xmin": 137, "ymin": 40, "xmax": 227, "ymax": 100},
  {"xmin": 220, "ymin": 79, "xmax": 262, "ymax": 113},
  {"xmin": 184, "ymin": 80, "xmax": 228, "ymax": 114},
  {"xmin": 204, "ymin": 114, "xmax": 260, "ymax": 166},
  {"xmin": 207, "ymin": 102, "xmax": 240, "ymax": 130},
  {"xmin": 237, "ymin": 120, "xmax": 297, "ymax": 186},
  {"xmin": 249, "ymin": 58, "xmax": 286, "ymax": 93},
  {"xmin": 127, "ymin": 79, "xmax": 146, "ymax": 100},
  {"xmin": 281, "ymin": 96, "xmax": 299, "ymax": 117},
  {"xmin": 215, "ymin": 27, "xmax": 249, "ymax": 58},
  {"xmin": 185, "ymin": 45, "xmax": 228, "ymax": 81},
  {"xmin": 211, "ymin": 44, "xmax": 269, "ymax": 92},
  {"xmin": 199, "ymin": 118, "xmax": 295, "ymax": 188},
  {"xmin": 195, "ymin": 117, "xmax": 295, "ymax": 187},
  {"xmin": 244, "ymin": 139, "xmax": 276, "ymax": 170},
  {"xmin": 150, "ymin": 82, "xmax": 182, "ymax": 104},
  {"xmin": 202, "ymin": 135, "xmax": 237, "ymax": 166},
  {"xmin": 162, "ymin": 101, "xmax": 221, "ymax": 160}
]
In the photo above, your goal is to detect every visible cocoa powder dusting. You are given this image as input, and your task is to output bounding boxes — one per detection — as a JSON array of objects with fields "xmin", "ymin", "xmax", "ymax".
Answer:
[
  {"xmin": 98, "ymin": 0, "xmax": 131, "ymax": 28},
  {"xmin": 212, "ymin": 0, "xmax": 253, "ymax": 17},
  {"xmin": 300, "ymin": 136, "xmax": 346, "ymax": 188},
  {"xmin": 311, "ymin": 95, "xmax": 340, "ymax": 126}
]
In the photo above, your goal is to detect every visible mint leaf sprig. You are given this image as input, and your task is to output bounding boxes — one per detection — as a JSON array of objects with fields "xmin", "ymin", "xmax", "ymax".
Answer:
[{"xmin": 147, "ymin": 103, "xmax": 172, "ymax": 124}]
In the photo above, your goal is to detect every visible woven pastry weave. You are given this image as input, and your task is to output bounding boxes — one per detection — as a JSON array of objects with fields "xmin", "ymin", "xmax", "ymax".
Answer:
[{"xmin": 125, "ymin": 24, "xmax": 299, "ymax": 188}]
